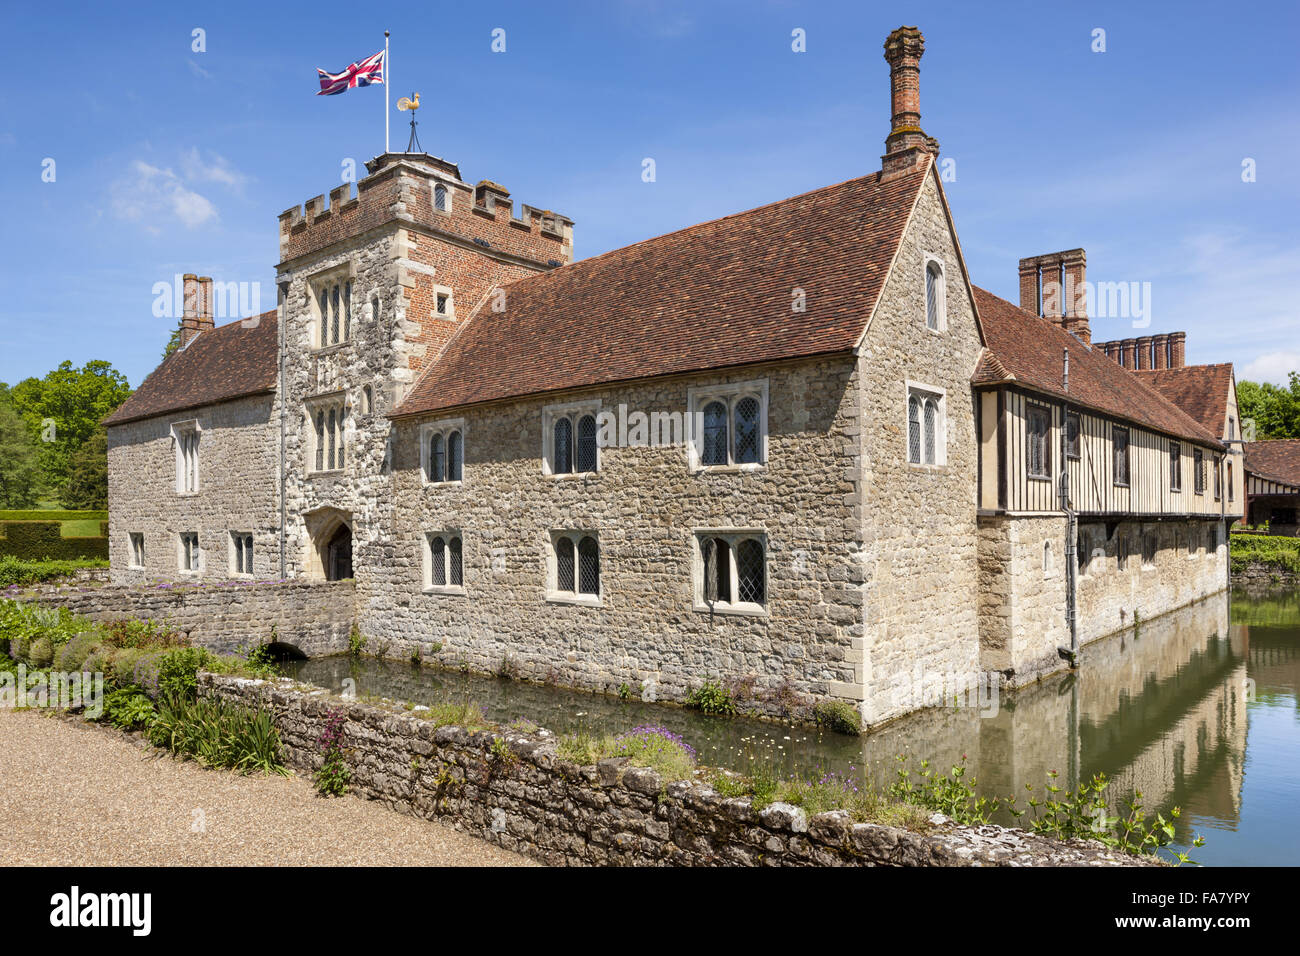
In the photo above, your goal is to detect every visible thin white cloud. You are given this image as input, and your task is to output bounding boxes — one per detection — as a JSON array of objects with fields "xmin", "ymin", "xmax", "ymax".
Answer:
[
  {"xmin": 187, "ymin": 58, "xmax": 213, "ymax": 80},
  {"xmin": 110, "ymin": 160, "xmax": 217, "ymax": 231},
  {"xmin": 180, "ymin": 147, "xmax": 248, "ymax": 191},
  {"xmin": 1241, "ymin": 351, "xmax": 1300, "ymax": 386}
]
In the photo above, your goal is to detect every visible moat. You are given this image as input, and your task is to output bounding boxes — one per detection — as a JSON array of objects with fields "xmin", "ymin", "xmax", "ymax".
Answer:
[{"xmin": 285, "ymin": 588, "xmax": 1300, "ymax": 866}]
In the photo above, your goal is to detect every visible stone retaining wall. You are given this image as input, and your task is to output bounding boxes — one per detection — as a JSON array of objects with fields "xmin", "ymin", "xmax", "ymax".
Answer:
[
  {"xmin": 18, "ymin": 580, "xmax": 355, "ymax": 657},
  {"xmin": 1233, "ymin": 561, "xmax": 1299, "ymax": 589},
  {"xmin": 200, "ymin": 672, "xmax": 1154, "ymax": 867}
]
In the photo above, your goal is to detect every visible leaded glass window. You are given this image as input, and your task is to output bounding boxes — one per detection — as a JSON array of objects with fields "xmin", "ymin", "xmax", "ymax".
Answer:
[
  {"xmin": 447, "ymin": 430, "xmax": 463, "ymax": 482},
  {"xmin": 553, "ymin": 417, "xmax": 573, "ymax": 474},
  {"xmin": 702, "ymin": 401, "xmax": 728, "ymax": 466},
  {"xmin": 733, "ymin": 397, "xmax": 760, "ymax": 464},
  {"xmin": 576, "ymin": 415, "xmax": 598, "ymax": 472},
  {"xmin": 556, "ymin": 536, "xmax": 575, "ymax": 593},
  {"xmin": 578, "ymin": 537, "xmax": 600, "ymax": 595},
  {"xmin": 430, "ymin": 535, "xmax": 446, "ymax": 586}
]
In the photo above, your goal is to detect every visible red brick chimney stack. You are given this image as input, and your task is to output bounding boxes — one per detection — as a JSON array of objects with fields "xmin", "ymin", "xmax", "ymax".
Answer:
[
  {"xmin": 179, "ymin": 273, "xmax": 201, "ymax": 347},
  {"xmin": 1018, "ymin": 250, "xmax": 1091, "ymax": 345},
  {"xmin": 1170, "ymin": 331, "xmax": 1186, "ymax": 368},
  {"xmin": 1061, "ymin": 248, "xmax": 1090, "ymax": 344},
  {"xmin": 1018, "ymin": 259, "xmax": 1039, "ymax": 315},
  {"xmin": 197, "ymin": 276, "xmax": 215, "ymax": 334},
  {"xmin": 881, "ymin": 26, "xmax": 937, "ymax": 179},
  {"xmin": 1040, "ymin": 258, "xmax": 1063, "ymax": 322},
  {"xmin": 178, "ymin": 273, "xmax": 215, "ymax": 348},
  {"xmin": 1152, "ymin": 332, "xmax": 1169, "ymax": 369}
]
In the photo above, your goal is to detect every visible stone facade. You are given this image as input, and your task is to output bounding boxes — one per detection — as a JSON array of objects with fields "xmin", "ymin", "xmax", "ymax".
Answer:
[
  {"xmin": 857, "ymin": 174, "xmax": 983, "ymax": 725},
  {"xmin": 23, "ymin": 580, "xmax": 354, "ymax": 657},
  {"xmin": 201, "ymin": 672, "xmax": 1154, "ymax": 867},
  {"xmin": 978, "ymin": 514, "xmax": 1228, "ymax": 684},
  {"xmin": 368, "ymin": 355, "xmax": 864, "ymax": 716},
  {"xmin": 106, "ymin": 393, "xmax": 279, "ymax": 585}
]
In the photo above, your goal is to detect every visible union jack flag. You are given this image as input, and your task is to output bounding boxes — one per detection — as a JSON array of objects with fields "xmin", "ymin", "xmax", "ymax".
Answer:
[{"xmin": 316, "ymin": 49, "xmax": 386, "ymax": 95}]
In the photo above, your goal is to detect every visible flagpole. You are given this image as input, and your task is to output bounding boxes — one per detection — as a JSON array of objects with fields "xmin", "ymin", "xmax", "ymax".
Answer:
[{"xmin": 384, "ymin": 30, "xmax": 390, "ymax": 154}]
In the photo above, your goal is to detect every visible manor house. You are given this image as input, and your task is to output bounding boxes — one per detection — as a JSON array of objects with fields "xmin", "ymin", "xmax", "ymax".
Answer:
[{"xmin": 103, "ymin": 27, "xmax": 1241, "ymax": 726}]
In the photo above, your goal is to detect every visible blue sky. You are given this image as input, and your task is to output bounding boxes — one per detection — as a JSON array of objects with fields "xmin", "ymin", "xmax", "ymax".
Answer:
[{"xmin": 1, "ymin": 0, "xmax": 1297, "ymax": 390}]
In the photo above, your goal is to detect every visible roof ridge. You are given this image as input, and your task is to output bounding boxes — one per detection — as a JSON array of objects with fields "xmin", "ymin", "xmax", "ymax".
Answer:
[
  {"xmin": 393, "ymin": 166, "xmax": 927, "ymax": 418},
  {"xmin": 495, "ymin": 170, "xmax": 892, "ymax": 295},
  {"xmin": 971, "ymin": 285, "xmax": 1222, "ymax": 446}
]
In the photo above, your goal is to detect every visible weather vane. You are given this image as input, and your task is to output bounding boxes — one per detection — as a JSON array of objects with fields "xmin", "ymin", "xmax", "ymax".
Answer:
[{"xmin": 397, "ymin": 93, "xmax": 422, "ymax": 153}]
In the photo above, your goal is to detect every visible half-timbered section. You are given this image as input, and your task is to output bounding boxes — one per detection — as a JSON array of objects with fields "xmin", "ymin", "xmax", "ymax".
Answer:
[
  {"xmin": 1136, "ymin": 362, "xmax": 1245, "ymax": 522},
  {"xmin": 970, "ymin": 277, "xmax": 1228, "ymax": 684},
  {"xmin": 1244, "ymin": 440, "xmax": 1300, "ymax": 535}
]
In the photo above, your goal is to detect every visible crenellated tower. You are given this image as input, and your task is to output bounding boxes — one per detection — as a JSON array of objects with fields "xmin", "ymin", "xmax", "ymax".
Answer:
[{"xmin": 274, "ymin": 150, "xmax": 573, "ymax": 580}]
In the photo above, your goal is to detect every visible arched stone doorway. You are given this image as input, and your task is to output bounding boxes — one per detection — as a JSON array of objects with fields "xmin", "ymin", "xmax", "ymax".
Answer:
[
  {"xmin": 326, "ymin": 523, "xmax": 352, "ymax": 581},
  {"xmin": 303, "ymin": 507, "xmax": 354, "ymax": 581}
]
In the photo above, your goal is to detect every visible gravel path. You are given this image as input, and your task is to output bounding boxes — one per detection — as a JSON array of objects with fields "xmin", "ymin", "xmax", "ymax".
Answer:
[{"xmin": 0, "ymin": 708, "xmax": 535, "ymax": 866}]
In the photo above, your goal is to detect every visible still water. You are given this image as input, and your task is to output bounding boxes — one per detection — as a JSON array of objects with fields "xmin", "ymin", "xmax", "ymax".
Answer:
[{"xmin": 284, "ymin": 589, "xmax": 1299, "ymax": 865}]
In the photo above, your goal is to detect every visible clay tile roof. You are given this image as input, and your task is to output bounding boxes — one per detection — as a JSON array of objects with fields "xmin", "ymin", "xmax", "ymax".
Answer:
[
  {"xmin": 1244, "ymin": 439, "xmax": 1300, "ymax": 488},
  {"xmin": 971, "ymin": 287, "xmax": 1222, "ymax": 448},
  {"xmin": 392, "ymin": 165, "xmax": 930, "ymax": 417},
  {"xmin": 1133, "ymin": 364, "xmax": 1235, "ymax": 439},
  {"xmin": 103, "ymin": 311, "xmax": 278, "ymax": 427}
]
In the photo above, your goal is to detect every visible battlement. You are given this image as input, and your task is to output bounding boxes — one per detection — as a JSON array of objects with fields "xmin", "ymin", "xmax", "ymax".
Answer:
[{"xmin": 278, "ymin": 152, "xmax": 573, "ymax": 268}]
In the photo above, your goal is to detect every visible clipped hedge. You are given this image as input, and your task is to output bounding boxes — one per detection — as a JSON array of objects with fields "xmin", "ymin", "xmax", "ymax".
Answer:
[
  {"xmin": 0, "ymin": 521, "xmax": 109, "ymax": 561},
  {"xmin": 0, "ymin": 510, "xmax": 108, "ymax": 522}
]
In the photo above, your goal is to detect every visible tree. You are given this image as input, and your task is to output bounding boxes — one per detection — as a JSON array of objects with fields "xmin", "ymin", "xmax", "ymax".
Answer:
[
  {"xmin": 8, "ymin": 360, "xmax": 132, "ymax": 500},
  {"xmin": 161, "ymin": 324, "xmax": 183, "ymax": 360},
  {"xmin": 1237, "ymin": 373, "xmax": 1300, "ymax": 440},
  {"xmin": 60, "ymin": 427, "xmax": 108, "ymax": 509},
  {"xmin": 0, "ymin": 387, "xmax": 40, "ymax": 508}
]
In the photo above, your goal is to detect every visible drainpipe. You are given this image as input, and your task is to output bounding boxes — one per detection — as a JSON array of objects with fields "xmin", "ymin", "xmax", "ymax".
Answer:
[
  {"xmin": 1059, "ymin": 347, "xmax": 1079, "ymax": 664},
  {"xmin": 277, "ymin": 280, "xmax": 288, "ymax": 579}
]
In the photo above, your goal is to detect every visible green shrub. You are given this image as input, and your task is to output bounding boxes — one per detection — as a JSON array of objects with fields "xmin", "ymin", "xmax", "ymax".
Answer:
[
  {"xmin": 94, "ymin": 687, "xmax": 157, "ymax": 731},
  {"xmin": 413, "ymin": 701, "xmax": 494, "ymax": 732},
  {"xmin": 347, "ymin": 623, "xmax": 367, "ymax": 658},
  {"xmin": 28, "ymin": 636, "xmax": 53, "ymax": 668},
  {"xmin": 82, "ymin": 649, "xmax": 107, "ymax": 676},
  {"xmin": 108, "ymin": 647, "xmax": 146, "ymax": 687},
  {"xmin": 56, "ymin": 631, "xmax": 102, "ymax": 671},
  {"xmin": 131, "ymin": 646, "xmax": 215, "ymax": 700},
  {"xmin": 1231, "ymin": 533, "xmax": 1300, "ymax": 574},
  {"xmin": 314, "ymin": 710, "xmax": 351, "ymax": 796},
  {"xmin": 685, "ymin": 680, "xmax": 737, "ymax": 716},
  {"xmin": 813, "ymin": 699, "xmax": 862, "ymax": 736},
  {"xmin": 101, "ymin": 617, "xmax": 185, "ymax": 649},
  {"xmin": 557, "ymin": 725, "xmax": 697, "ymax": 782},
  {"xmin": 0, "ymin": 555, "xmax": 109, "ymax": 587},
  {"xmin": 148, "ymin": 694, "xmax": 288, "ymax": 775}
]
